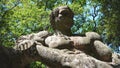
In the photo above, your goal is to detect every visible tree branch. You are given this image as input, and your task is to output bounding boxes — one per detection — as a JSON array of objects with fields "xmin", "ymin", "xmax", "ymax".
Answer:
[{"xmin": 2, "ymin": 0, "xmax": 20, "ymax": 18}]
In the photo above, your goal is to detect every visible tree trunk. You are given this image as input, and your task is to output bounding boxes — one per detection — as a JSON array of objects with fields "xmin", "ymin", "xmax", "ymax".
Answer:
[{"xmin": 0, "ymin": 45, "xmax": 40, "ymax": 68}]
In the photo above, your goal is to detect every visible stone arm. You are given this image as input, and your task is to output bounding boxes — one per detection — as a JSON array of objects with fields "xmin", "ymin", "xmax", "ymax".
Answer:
[
  {"xmin": 14, "ymin": 30, "xmax": 51, "ymax": 50},
  {"xmin": 12, "ymin": 31, "xmax": 120, "ymax": 68},
  {"xmin": 0, "ymin": 31, "xmax": 52, "ymax": 68},
  {"xmin": 34, "ymin": 44, "xmax": 114, "ymax": 68},
  {"xmin": 1, "ymin": 43, "xmax": 120, "ymax": 68}
]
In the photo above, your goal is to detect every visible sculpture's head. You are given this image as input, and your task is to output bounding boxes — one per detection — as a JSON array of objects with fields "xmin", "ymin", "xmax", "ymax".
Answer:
[{"xmin": 50, "ymin": 6, "xmax": 74, "ymax": 35}]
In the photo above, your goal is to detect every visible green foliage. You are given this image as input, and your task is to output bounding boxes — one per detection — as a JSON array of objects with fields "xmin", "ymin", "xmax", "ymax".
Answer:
[
  {"xmin": 98, "ymin": 0, "xmax": 120, "ymax": 46},
  {"xmin": 30, "ymin": 61, "xmax": 46, "ymax": 68},
  {"xmin": 71, "ymin": 0, "xmax": 103, "ymax": 35},
  {"xmin": 0, "ymin": 0, "xmax": 20, "ymax": 47},
  {"xmin": 0, "ymin": 0, "xmax": 51, "ymax": 47}
]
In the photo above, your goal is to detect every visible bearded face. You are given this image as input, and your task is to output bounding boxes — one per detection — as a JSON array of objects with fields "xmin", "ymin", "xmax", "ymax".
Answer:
[{"xmin": 50, "ymin": 6, "xmax": 74, "ymax": 35}]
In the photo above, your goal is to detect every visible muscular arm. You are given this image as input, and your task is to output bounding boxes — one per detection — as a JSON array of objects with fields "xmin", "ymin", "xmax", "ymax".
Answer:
[
  {"xmin": 35, "ymin": 44, "xmax": 113, "ymax": 68},
  {"xmin": 14, "ymin": 31, "xmax": 50, "ymax": 50}
]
